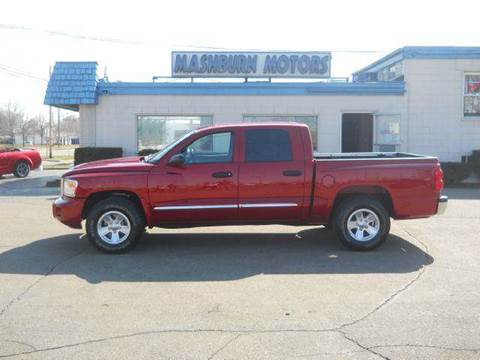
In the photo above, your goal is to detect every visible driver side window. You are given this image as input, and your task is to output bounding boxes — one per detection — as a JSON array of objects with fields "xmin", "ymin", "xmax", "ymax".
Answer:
[{"xmin": 182, "ymin": 132, "xmax": 233, "ymax": 164}]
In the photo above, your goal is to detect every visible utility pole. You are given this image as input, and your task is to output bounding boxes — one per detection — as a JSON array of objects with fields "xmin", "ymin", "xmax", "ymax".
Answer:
[
  {"xmin": 57, "ymin": 107, "xmax": 61, "ymax": 146},
  {"xmin": 48, "ymin": 66, "xmax": 53, "ymax": 159}
]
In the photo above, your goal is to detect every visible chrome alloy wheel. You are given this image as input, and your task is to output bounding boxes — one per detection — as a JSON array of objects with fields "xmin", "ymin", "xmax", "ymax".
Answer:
[
  {"xmin": 346, "ymin": 208, "xmax": 380, "ymax": 242},
  {"xmin": 16, "ymin": 162, "xmax": 29, "ymax": 177},
  {"xmin": 96, "ymin": 211, "xmax": 131, "ymax": 245}
]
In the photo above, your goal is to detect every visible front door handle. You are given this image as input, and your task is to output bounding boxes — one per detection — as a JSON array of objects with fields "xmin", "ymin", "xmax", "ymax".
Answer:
[
  {"xmin": 212, "ymin": 171, "xmax": 233, "ymax": 178},
  {"xmin": 283, "ymin": 170, "xmax": 302, "ymax": 177}
]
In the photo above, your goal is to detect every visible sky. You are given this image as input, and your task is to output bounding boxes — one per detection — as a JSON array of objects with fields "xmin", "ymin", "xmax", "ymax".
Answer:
[{"xmin": 0, "ymin": 0, "xmax": 479, "ymax": 117}]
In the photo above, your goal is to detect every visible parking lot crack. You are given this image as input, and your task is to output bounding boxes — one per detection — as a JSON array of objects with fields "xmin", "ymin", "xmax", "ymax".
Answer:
[
  {"xmin": 0, "ymin": 246, "xmax": 89, "ymax": 319},
  {"xmin": 0, "ymin": 328, "xmax": 339, "ymax": 358},
  {"xmin": 339, "ymin": 265, "xmax": 427, "ymax": 329},
  {"xmin": 5, "ymin": 340, "xmax": 37, "ymax": 352},
  {"xmin": 370, "ymin": 343, "xmax": 480, "ymax": 353},
  {"xmin": 339, "ymin": 330, "xmax": 390, "ymax": 360},
  {"xmin": 293, "ymin": 349, "xmax": 366, "ymax": 358},
  {"xmin": 337, "ymin": 224, "xmax": 430, "ymax": 330},
  {"xmin": 10, "ymin": 328, "xmax": 471, "ymax": 359},
  {"xmin": 207, "ymin": 333, "xmax": 244, "ymax": 360}
]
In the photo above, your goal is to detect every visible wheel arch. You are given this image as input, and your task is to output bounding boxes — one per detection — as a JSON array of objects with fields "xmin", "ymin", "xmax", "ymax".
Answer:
[
  {"xmin": 331, "ymin": 185, "xmax": 395, "ymax": 219},
  {"xmin": 82, "ymin": 190, "xmax": 150, "ymax": 225},
  {"xmin": 14, "ymin": 156, "xmax": 33, "ymax": 169}
]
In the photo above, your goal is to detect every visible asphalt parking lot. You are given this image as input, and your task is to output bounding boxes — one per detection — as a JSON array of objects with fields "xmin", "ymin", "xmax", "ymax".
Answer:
[{"xmin": 0, "ymin": 170, "xmax": 479, "ymax": 359}]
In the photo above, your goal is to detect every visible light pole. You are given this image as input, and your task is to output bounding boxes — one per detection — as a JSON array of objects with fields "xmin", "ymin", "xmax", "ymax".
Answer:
[
  {"xmin": 57, "ymin": 107, "xmax": 61, "ymax": 146},
  {"xmin": 48, "ymin": 66, "xmax": 53, "ymax": 159}
]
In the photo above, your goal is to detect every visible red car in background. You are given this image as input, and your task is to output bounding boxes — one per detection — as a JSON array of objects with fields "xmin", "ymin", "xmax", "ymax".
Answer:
[{"xmin": 0, "ymin": 148, "xmax": 42, "ymax": 178}]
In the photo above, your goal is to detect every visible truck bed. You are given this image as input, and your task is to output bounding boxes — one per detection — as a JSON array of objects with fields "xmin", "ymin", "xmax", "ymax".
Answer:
[
  {"xmin": 314, "ymin": 152, "xmax": 433, "ymax": 160},
  {"xmin": 311, "ymin": 151, "xmax": 441, "ymax": 221}
]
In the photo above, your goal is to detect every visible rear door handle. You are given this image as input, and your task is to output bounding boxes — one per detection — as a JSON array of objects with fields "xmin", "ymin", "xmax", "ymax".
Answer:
[
  {"xmin": 283, "ymin": 170, "xmax": 302, "ymax": 177},
  {"xmin": 212, "ymin": 171, "xmax": 233, "ymax": 178}
]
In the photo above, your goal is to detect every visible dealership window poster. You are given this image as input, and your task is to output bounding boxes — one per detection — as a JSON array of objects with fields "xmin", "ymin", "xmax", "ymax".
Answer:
[
  {"xmin": 464, "ymin": 74, "xmax": 480, "ymax": 117},
  {"xmin": 374, "ymin": 114, "xmax": 401, "ymax": 152}
]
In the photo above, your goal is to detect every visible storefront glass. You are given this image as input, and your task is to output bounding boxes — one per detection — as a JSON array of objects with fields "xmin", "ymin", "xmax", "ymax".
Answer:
[
  {"xmin": 243, "ymin": 115, "xmax": 318, "ymax": 150},
  {"xmin": 464, "ymin": 74, "xmax": 480, "ymax": 117},
  {"xmin": 137, "ymin": 115, "xmax": 213, "ymax": 150},
  {"xmin": 374, "ymin": 114, "xmax": 401, "ymax": 152}
]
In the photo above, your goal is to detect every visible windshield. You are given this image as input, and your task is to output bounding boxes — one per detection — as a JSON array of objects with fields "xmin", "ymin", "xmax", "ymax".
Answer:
[{"xmin": 144, "ymin": 130, "xmax": 197, "ymax": 163}]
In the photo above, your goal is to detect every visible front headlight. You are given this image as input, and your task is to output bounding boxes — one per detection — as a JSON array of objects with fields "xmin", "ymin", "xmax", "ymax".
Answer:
[{"xmin": 62, "ymin": 178, "xmax": 78, "ymax": 198}]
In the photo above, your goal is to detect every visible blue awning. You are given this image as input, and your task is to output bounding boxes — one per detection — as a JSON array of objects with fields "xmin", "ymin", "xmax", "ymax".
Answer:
[{"xmin": 44, "ymin": 62, "xmax": 98, "ymax": 111}]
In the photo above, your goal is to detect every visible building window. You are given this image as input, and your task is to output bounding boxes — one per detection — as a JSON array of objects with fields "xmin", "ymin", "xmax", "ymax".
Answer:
[
  {"xmin": 464, "ymin": 74, "xmax": 480, "ymax": 117},
  {"xmin": 243, "ymin": 115, "xmax": 318, "ymax": 150},
  {"xmin": 374, "ymin": 114, "xmax": 401, "ymax": 152},
  {"xmin": 377, "ymin": 61, "xmax": 404, "ymax": 82},
  {"xmin": 137, "ymin": 115, "xmax": 213, "ymax": 150}
]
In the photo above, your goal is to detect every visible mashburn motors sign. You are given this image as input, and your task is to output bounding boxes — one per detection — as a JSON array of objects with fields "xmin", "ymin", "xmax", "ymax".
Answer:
[{"xmin": 171, "ymin": 51, "xmax": 331, "ymax": 78}]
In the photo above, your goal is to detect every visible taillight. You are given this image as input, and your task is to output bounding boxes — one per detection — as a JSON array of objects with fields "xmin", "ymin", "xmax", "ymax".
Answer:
[{"xmin": 434, "ymin": 167, "xmax": 444, "ymax": 191}]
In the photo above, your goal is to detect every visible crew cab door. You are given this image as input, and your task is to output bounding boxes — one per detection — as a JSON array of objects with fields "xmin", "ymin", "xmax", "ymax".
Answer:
[
  {"xmin": 148, "ymin": 130, "xmax": 239, "ymax": 225},
  {"xmin": 238, "ymin": 127, "xmax": 306, "ymax": 222}
]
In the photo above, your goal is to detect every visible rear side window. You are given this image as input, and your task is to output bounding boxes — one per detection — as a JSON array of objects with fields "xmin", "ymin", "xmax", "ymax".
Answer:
[{"xmin": 245, "ymin": 129, "xmax": 293, "ymax": 162}]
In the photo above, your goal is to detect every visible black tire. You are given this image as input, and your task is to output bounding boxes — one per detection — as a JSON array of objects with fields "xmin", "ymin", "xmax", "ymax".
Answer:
[
  {"xmin": 333, "ymin": 196, "xmax": 390, "ymax": 251},
  {"xmin": 13, "ymin": 161, "xmax": 30, "ymax": 178},
  {"xmin": 86, "ymin": 197, "xmax": 145, "ymax": 253}
]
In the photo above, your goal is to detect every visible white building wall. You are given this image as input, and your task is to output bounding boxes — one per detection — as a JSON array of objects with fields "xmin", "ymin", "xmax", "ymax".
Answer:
[
  {"xmin": 79, "ymin": 104, "xmax": 96, "ymax": 147},
  {"xmin": 404, "ymin": 59, "xmax": 480, "ymax": 161},
  {"xmin": 88, "ymin": 94, "xmax": 405, "ymax": 155}
]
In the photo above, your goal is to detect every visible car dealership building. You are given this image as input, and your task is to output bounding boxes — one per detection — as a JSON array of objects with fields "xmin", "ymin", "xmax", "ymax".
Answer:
[{"xmin": 44, "ymin": 47, "xmax": 480, "ymax": 161}]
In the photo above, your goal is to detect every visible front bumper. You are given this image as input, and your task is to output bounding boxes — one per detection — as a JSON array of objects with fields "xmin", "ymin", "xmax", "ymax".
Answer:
[
  {"xmin": 52, "ymin": 197, "xmax": 85, "ymax": 229},
  {"xmin": 436, "ymin": 195, "xmax": 448, "ymax": 215}
]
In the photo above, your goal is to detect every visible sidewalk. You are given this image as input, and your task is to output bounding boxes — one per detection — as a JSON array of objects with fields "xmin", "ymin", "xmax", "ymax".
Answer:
[{"xmin": 41, "ymin": 158, "xmax": 73, "ymax": 170}]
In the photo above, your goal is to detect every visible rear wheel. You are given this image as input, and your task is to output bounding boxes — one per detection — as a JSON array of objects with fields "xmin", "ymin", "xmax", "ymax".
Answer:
[
  {"xmin": 86, "ymin": 197, "xmax": 145, "ymax": 253},
  {"xmin": 14, "ymin": 161, "xmax": 30, "ymax": 178},
  {"xmin": 333, "ymin": 196, "xmax": 390, "ymax": 251}
]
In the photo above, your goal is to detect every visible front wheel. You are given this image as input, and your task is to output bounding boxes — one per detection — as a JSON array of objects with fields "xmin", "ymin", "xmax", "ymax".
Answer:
[
  {"xmin": 333, "ymin": 196, "xmax": 390, "ymax": 251},
  {"xmin": 14, "ymin": 161, "xmax": 30, "ymax": 178},
  {"xmin": 86, "ymin": 197, "xmax": 145, "ymax": 253}
]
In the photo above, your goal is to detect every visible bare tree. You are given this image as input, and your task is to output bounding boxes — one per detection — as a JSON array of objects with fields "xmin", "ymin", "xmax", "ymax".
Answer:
[
  {"xmin": 0, "ymin": 103, "xmax": 74, "ymax": 147},
  {"xmin": 17, "ymin": 117, "xmax": 35, "ymax": 147},
  {"xmin": 0, "ymin": 110, "xmax": 8, "ymax": 143},
  {"xmin": 61, "ymin": 114, "xmax": 79, "ymax": 134},
  {"xmin": 33, "ymin": 114, "xmax": 48, "ymax": 145},
  {"xmin": 59, "ymin": 113, "xmax": 79, "ymax": 144},
  {"xmin": 0, "ymin": 102, "xmax": 24, "ymax": 143}
]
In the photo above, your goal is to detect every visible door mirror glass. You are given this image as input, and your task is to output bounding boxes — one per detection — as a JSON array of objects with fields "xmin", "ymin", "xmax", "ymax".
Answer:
[{"xmin": 167, "ymin": 153, "xmax": 185, "ymax": 167}]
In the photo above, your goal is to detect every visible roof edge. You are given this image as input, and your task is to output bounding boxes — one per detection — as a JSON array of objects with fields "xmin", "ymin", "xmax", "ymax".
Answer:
[
  {"xmin": 97, "ymin": 81, "xmax": 405, "ymax": 96},
  {"xmin": 352, "ymin": 48, "xmax": 403, "ymax": 76},
  {"xmin": 53, "ymin": 61, "xmax": 98, "ymax": 64},
  {"xmin": 353, "ymin": 46, "xmax": 480, "ymax": 76}
]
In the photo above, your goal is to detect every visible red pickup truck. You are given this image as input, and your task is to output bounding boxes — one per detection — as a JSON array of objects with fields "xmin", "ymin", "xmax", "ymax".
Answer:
[{"xmin": 53, "ymin": 123, "xmax": 447, "ymax": 253}]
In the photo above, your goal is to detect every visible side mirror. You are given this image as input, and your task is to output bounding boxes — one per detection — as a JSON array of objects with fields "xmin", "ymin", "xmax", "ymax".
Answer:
[{"xmin": 168, "ymin": 153, "xmax": 185, "ymax": 167}]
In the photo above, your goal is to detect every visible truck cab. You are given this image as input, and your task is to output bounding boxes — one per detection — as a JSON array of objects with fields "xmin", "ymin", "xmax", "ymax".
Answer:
[{"xmin": 147, "ymin": 123, "xmax": 310, "ymax": 226}]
